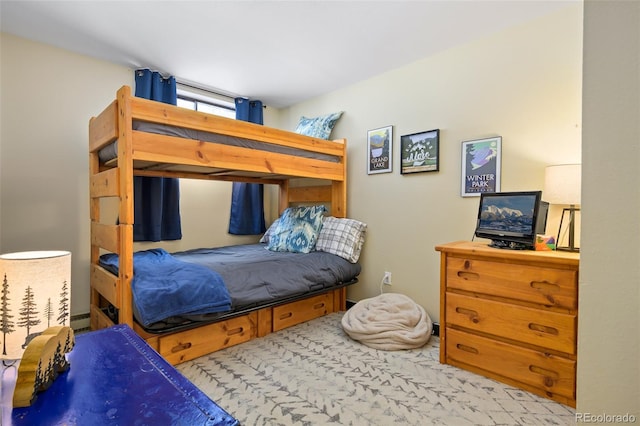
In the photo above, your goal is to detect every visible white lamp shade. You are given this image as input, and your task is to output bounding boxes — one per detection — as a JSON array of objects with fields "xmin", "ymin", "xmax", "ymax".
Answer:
[
  {"xmin": 0, "ymin": 251, "xmax": 71, "ymax": 360},
  {"xmin": 544, "ymin": 164, "xmax": 581, "ymax": 205}
]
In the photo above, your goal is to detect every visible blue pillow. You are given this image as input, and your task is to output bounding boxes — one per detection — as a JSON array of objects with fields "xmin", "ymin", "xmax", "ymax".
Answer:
[
  {"xmin": 267, "ymin": 206, "xmax": 327, "ymax": 253},
  {"xmin": 259, "ymin": 218, "xmax": 279, "ymax": 244},
  {"xmin": 295, "ymin": 112, "xmax": 343, "ymax": 140}
]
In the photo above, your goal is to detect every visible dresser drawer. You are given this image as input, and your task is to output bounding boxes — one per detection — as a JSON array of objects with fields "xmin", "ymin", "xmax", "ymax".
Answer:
[
  {"xmin": 446, "ymin": 257, "xmax": 577, "ymax": 310},
  {"xmin": 446, "ymin": 328, "xmax": 576, "ymax": 400},
  {"xmin": 446, "ymin": 292, "xmax": 576, "ymax": 354}
]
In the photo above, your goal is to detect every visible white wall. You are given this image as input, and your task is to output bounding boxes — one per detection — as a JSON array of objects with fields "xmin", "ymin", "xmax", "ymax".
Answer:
[
  {"xmin": 0, "ymin": 34, "xmax": 260, "ymax": 315},
  {"xmin": 578, "ymin": 0, "xmax": 640, "ymax": 417},
  {"xmin": 0, "ymin": 34, "xmax": 131, "ymax": 315},
  {"xmin": 280, "ymin": 6, "xmax": 583, "ymax": 321}
]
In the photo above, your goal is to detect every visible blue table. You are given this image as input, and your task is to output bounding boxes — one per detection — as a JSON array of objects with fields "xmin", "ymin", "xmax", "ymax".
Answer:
[{"xmin": 2, "ymin": 325, "xmax": 238, "ymax": 425}]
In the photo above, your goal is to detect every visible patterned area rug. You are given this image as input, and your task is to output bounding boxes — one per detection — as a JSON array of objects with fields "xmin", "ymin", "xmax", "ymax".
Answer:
[{"xmin": 177, "ymin": 312, "xmax": 575, "ymax": 425}]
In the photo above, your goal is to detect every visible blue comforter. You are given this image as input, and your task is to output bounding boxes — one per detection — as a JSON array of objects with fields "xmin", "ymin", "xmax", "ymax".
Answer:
[{"xmin": 100, "ymin": 249, "xmax": 231, "ymax": 327}]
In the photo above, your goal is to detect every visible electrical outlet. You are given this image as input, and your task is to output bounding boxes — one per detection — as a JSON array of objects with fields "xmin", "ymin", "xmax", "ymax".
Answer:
[{"xmin": 383, "ymin": 271, "xmax": 392, "ymax": 285}]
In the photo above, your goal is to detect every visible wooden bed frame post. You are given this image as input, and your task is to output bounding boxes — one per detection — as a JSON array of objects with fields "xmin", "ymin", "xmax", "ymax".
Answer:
[
  {"xmin": 333, "ymin": 138, "xmax": 348, "ymax": 311},
  {"xmin": 88, "ymin": 124, "xmax": 101, "ymax": 322},
  {"xmin": 332, "ymin": 138, "xmax": 348, "ymax": 219},
  {"xmin": 331, "ymin": 180, "xmax": 346, "ymax": 218},
  {"xmin": 279, "ymin": 180, "xmax": 290, "ymax": 214},
  {"xmin": 116, "ymin": 86, "xmax": 135, "ymax": 328}
]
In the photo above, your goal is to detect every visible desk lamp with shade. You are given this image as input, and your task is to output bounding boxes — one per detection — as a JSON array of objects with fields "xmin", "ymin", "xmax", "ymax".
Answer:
[
  {"xmin": 0, "ymin": 250, "xmax": 74, "ymax": 408},
  {"xmin": 544, "ymin": 164, "xmax": 581, "ymax": 252}
]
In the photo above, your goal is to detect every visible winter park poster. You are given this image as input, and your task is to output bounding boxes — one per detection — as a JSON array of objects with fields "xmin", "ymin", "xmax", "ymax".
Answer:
[{"xmin": 461, "ymin": 137, "xmax": 501, "ymax": 197}]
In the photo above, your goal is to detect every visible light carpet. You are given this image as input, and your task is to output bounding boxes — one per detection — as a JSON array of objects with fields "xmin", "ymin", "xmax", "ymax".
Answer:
[{"xmin": 177, "ymin": 312, "xmax": 576, "ymax": 425}]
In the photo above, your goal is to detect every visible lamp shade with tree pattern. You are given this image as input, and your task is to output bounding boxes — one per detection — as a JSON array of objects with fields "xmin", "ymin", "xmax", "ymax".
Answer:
[{"xmin": 0, "ymin": 251, "xmax": 71, "ymax": 360}]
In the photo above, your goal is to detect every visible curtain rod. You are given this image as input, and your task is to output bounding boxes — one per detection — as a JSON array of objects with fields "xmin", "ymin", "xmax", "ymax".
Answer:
[
  {"xmin": 177, "ymin": 81, "xmax": 241, "ymax": 101},
  {"xmin": 135, "ymin": 68, "xmax": 247, "ymax": 102},
  {"xmin": 176, "ymin": 80, "xmax": 266, "ymax": 108}
]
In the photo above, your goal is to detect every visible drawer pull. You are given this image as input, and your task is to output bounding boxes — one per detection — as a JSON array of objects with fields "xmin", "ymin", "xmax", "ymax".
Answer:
[
  {"xmin": 456, "ymin": 307, "xmax": 480, "ymax": 323},
  {"xmin": 529, "ymin": 365, "xmax": 559, "ymax": 387},
  {"xmin": 530, "ymin": 281, "xmax": 560, "ymax": 305},
  {"xmin": 457, "ymin": 271, "xmax": 480, "ymax": 281},
  {"xmin": 279, "ymin": 312, "xmax": 293, "ymax": 320},
  {"xmin": 530, "ymin": 280, "xmax": 560, "ymax": 290},
  {"xmin": 528, "ymin": 323, "xmax": 559, "ymax": 335},
  {"xmin": 456, "ymin": 343, "xmax": 479, "ymax": 354},
  {"xmin": 227, "ymin": 327, "xmax": 244, "ymax": 336},
  {"xmin": 171, "ymin": 342, "xmax": 192, "ymax": 353},
  {"xmin": 313, "ymin": 302, "xmax": 326, "ymax": 310}
]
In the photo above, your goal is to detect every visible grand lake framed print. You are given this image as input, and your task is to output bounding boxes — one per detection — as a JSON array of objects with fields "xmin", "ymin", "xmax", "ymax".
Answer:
[
  {"xmin": 461, "ymin": 136, "xmax": 502, "ymax": 197},
  {"xmin": 367, "ymin": 125, "xmax": 393, "ymax": 174},
  {"xmin": 400, "ymin": 129, "xmax": 439, "ymax": 174}
]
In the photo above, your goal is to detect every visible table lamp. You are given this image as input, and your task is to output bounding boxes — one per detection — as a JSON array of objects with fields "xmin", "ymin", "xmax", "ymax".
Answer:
[
  {"xmin": 0, "ymin": 251, "xmax": 73, "ymax": 407},
  {"xmin": 544, "ymin": 164, "xmax": 581, "ymax": 252}
]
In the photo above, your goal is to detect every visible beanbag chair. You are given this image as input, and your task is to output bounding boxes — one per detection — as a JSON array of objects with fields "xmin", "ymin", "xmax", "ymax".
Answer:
[{"xmin": 341, "ymin": 293, "xmax": 432, "ymax": 350}]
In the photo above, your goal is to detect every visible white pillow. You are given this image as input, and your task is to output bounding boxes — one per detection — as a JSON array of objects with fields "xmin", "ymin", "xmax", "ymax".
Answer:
[{"xmin": 316, "ymin": 217, "xmax": 367, "ymax": 263}]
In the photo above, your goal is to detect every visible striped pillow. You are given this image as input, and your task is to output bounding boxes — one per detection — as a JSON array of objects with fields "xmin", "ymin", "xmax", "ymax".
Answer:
[{"xmin": 316, "ymin": 217, "xmax": 367, "ymax": 263}]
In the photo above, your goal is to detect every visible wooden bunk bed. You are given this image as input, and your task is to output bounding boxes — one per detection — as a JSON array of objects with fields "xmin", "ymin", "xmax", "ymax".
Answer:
[{"xmin": 89, "ymin": 85, "xmax": 349, "ymax": 365}]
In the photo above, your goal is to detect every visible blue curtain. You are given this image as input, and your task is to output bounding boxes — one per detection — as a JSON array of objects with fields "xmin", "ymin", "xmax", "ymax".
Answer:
[
  {"xmin": 133, "ymin": 69, "xmax": 182, "ymax": 241},
  {"xmin": 228, "ymin": 98, "xmax": 266, "ymax": 235}
]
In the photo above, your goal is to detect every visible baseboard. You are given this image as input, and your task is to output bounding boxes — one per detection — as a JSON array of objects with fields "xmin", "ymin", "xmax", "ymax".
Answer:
[
  {"xmin": 71, "ymin": 312, "xmax": 91, "ymax": 334},
  {"xmin": 346, "ymin": 299, "xmax": 357, "ymax": 310},
  {"xmin": 432, "ymin": 322, "xmax": 440, "ymax": 336}
]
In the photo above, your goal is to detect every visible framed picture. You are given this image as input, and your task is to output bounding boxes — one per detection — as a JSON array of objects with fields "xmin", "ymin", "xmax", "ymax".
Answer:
[
  {"xmin": 461, "ymin": 136, "xmax": 502, "ymax": 197},
  {"xmin": 367, "ymin": 125, "xmax": 393, "ymax": 174},
  {"xmin": 400, "ymin": 129, "xmax": 439, "ymax": 174}
]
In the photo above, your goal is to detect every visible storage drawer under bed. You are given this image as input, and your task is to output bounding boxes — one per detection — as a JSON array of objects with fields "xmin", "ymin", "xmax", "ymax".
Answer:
[
  {"xmin": 150, "ymin": 292, "xmax": 335, "ymax": 364},
  {"xmin": 273, "ymin": 293, "xmax": 334, "ymax": 332},
  {"xmin": 158, "ymin": 313, "xmax": 257, "ymax": 365}
]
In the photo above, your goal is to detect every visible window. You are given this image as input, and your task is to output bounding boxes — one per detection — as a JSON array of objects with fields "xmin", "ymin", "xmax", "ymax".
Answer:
[{"xmin": 176, "ymin": 83, "xmax": 236, "ymax": 119}]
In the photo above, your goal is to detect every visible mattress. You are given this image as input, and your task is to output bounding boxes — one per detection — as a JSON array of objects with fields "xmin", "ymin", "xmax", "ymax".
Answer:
[
  {"xmin": 100, "ymin": 244, "xmax": 360, "ymax": 332},
  {"xmin": 98, "ymin": 121, "xmax": 340, "ymax": 163},
  {"xmin": 174, "ymin": 244, "xmax": 360, "ymax": 307}
]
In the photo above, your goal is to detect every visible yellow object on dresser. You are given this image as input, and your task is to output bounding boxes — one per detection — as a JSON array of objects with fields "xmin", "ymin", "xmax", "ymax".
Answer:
[{"xmin": 435, "ymin": 241, "xmax": 579, "ymax": 407}]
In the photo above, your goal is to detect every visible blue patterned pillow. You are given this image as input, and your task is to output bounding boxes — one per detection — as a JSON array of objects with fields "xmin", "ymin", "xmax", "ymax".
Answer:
[
  {"xmin": 259, "ymin": 218, "xmax": 279, "ymax": 243},
  {"xmin": 295, "ymin": 112, "xmax": 343, "ymax": 140},
  {"xmin": 267, "ymin": 206, "xmax": 327, "ymax": 253}
]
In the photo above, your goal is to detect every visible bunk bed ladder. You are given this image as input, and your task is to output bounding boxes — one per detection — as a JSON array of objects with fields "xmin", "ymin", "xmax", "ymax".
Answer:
[{"xmin": 88, "ymin": 86, "xmax": 136, "ymax": 330}]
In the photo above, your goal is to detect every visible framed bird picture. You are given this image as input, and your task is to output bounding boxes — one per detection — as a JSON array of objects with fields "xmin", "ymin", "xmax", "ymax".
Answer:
[{"xmin": 400, "ymin": 129, "xmax": 439, "ymax": 174}]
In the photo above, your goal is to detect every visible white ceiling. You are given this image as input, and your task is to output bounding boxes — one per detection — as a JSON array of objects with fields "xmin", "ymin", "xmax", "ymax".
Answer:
[{"xmin": 0, "ymin": 1, "xmax": 575, "ymax": 108}]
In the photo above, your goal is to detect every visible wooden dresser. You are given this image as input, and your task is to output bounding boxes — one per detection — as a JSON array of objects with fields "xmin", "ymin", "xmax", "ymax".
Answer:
[{"xmin": 435, "ymin": 241, "xmax": 579, "ymax": 407}]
